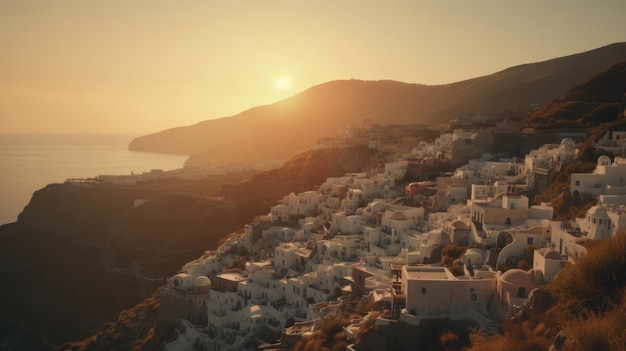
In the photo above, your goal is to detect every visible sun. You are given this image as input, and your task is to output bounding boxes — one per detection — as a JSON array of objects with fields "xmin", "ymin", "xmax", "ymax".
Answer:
[{"xmin": 274, "ymin": 75, "xmax": 292, "ymax": 90}]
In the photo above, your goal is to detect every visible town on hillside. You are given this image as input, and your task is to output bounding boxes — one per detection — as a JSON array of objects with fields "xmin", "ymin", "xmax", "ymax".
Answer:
[{"xmin": 153, "ymin": 112, "xmax": 626, "ymax": 351}]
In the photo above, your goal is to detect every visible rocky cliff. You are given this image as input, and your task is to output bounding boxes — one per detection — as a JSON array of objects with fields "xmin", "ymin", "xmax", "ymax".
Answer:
[{"xmin": 0, "ymin": 176, "xmax": 248, "ymax": 349}]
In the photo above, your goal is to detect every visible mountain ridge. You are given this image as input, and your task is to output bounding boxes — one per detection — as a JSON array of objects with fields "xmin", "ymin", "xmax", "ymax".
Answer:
[
  {"xmin": 129, "ymin": 43, "xmax": 626, "ymax": 167},
  {"xmin": 128, "ymin": 43, "xmax": 626, "ymax": 166}
]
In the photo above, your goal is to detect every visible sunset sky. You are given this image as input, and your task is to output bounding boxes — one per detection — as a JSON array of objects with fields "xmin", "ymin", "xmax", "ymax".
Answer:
[{"xmin": 1, "ymin": 1, "xmax": 624, "ymax": 135}]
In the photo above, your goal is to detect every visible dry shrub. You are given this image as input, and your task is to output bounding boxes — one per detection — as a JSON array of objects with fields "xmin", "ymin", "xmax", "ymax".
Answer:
[
  {"xmin": 439, "ymin": 330, "xmax": 460, "ymax": 350},
  {"xmin": 464, "ymin": 329, "xmax": 507, "ymax": 351},
  {"xmin": 442, "ymin": 244, "xmax": 467, "ymax": 266},
  {"xmin": 294, "ymin": 313, "xmax": 352, "ymax": 351},
  {"xmin": 562, "ymin": 306, "xmax": 626, "ymax": 351},
  {"xmin": 547, "ymin": 232, "xmax": 626, "ymax": 321},
  {"xmin": 464, "ymin": 318, "xmax": 552, "ymax": 351}
]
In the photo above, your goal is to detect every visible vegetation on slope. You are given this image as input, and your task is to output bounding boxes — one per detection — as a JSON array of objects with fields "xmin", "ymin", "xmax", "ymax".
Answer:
[
  {"xmin": 293, "ymin": 297, "xmax": 379, "ymax": 351},
  {"xmin": 464, "ymin": 232, "xmax": 626, "ymax": 351},
  {"xmin": 54, "ymin": 291, "xmax": 162, "ymax": 351},
  {"xmin": 524, "ymin": 61, "xmax": 626, "ymax": 130}
]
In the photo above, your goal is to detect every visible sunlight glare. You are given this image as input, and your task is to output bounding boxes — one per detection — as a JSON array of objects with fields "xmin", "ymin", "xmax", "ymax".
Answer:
[{"xmin": 274, "ymin": 75, "xmax": 292, "ymax": 91}]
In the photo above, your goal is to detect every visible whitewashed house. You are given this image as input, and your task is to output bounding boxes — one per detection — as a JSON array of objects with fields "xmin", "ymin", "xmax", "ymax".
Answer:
[
  {"xmin": 274, "ymin": 242, "xmax": 311, "ymax": 272},
  {"xmin": 495, "ymin": 224, "xmax": 548, "ymax": 266},
  {"xmin": 570, "ymin": 156, "xmax": 626, "ymax": 199},
  {"xmin": 400, "ymin": 266, "xmax": 496, "ymax": 326}
]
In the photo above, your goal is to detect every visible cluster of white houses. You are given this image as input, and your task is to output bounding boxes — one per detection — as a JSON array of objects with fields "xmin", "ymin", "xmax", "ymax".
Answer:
[{"xmin": 160, "ymin": 129, "xmax": 626, "ymax": 351}]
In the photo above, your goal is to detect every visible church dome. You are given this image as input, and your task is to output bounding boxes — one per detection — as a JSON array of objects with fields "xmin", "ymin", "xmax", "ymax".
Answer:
[
  {"xmin": 194, "ymin": 275, "xmax": 211, "ymax": 287},
  {"xmin": 499, "ymin": 269, "xmax": 534, "ymax": 286}
]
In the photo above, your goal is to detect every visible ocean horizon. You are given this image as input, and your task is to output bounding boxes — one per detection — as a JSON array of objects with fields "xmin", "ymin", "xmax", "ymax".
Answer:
[{"xmin": 0, "ymin": 132, "xmax": 189, "ymax": 225}]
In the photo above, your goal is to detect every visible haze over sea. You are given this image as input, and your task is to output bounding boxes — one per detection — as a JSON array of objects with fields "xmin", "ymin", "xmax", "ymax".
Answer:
[{"xmin": 0, "ymin": 133, "xmax": 188, "ymax": 225}]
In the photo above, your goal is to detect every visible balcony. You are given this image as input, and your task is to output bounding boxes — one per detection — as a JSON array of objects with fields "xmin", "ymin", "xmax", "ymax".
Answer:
[{"xmin": 391, "ymin": 282, "xmax": 405, "ymax": 303}]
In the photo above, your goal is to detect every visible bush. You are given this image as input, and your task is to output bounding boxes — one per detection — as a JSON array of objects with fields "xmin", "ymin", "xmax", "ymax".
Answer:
[
  {"xmin": 294, "ymin": 313, "xmax": 352, "ymax": 351},
  {"xmin": 547, "ymin": 232, "xmax": 626, "ymax": 320},
  {"xmin": 442, "ymin": 244, "xmax": 467, "ymax": 266}
]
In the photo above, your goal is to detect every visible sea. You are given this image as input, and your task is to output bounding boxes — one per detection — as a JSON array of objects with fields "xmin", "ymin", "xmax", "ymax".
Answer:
[{"xmin": 0, "ymin": 133, "xmax": 189, "ymax": 225}]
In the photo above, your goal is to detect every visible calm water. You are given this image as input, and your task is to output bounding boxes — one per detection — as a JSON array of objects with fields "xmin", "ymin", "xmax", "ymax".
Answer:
[{"xmin": 0, "ymin": 133, "xmax": 189, "ymax": 225}]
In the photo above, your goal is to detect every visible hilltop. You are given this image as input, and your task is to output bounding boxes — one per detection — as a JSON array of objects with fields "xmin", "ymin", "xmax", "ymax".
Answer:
[
  {"xmin": 128, "ymin": 43, "xmax": 626, "ymax": 166},
  {"xmin": 525, "ymin": 60, "xmax": 626, "ymax": 130}
]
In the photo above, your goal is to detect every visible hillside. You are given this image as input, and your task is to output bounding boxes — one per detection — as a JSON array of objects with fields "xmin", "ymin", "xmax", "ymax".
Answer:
[
  {"xmin": 0, "ymin": 174, "xmax": 252, "ymax": 349},
  {"xmin": 128, "ymin": 43, "xmax": 626, "ymax": 166},
  {"xmin": 524, "ymin": 60, "xmax": 626, "ymax": 130},
  {"xmin": 0, "ymin": 145, "xmax": 384, "ymax": 350},
  {"xmin": 462, "ymin": 232, "xmax": 626, "ymax": 351}
]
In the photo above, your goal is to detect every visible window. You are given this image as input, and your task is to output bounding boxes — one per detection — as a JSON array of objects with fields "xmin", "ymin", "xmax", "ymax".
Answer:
[
  {"xmin": 421, "ymin": 287, "xmax": 427, "ymax": 294},
  {"xmin": 527, "ymin": 237, "xmax": 533, "ymax": 245},
  {"xmin": 575, "ymin": 180, "xmax": 580, "ymax": 186},
  {"xmin": 471, "ymin": 293, "xmax": 478, "ymax": 302}
]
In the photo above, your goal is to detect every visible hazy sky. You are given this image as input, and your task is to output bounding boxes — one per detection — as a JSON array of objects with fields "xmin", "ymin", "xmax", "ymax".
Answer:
[{"xmin": 1, "ymin": 1, "xmax": 624, "ymax": 134}]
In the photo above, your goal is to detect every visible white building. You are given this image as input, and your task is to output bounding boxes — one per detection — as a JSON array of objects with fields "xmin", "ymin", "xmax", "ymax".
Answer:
[
  {"xmin": 495, "ymin": 248, "xmax": 564, "ymax": 316},
  {"xmin": 399, "ymin": 266, "xmax": 496, "ymax": 326},
  {"xmin": 595, "ymin": 130, "xmax": 626, "ymax": 155},
  {"xmin": 495, "ymin": 224, "xmax": 548, "ymax": 266},
  {"xmin": 274, "ymin": 242, "xmax": 311, "ymax": 272},
  {"xmin": 575, "ymin": 204, "xmax": 626, "ymax": 240},
  {"xmin": 524, "ymin": 138, "xmax": 577, "ymax": 173},
  {"xmin": 570, "ymin": 156, "xmax": 626, "ymax": 199}
]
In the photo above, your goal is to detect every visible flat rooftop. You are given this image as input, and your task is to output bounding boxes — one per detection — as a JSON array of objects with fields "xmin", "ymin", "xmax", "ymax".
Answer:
[
  {"xmin": 217, "ymin": 272, "xmax": 246, "ymax": 282},
  {"xmin": 403, "ymin": 266, "xmax": 452, "ymax": 280}
]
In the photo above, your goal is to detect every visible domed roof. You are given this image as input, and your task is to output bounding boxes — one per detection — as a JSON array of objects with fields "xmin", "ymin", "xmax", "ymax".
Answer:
[
  {"xmin": 194, "ymin": 275, "xmax": 211, "ymax": 287},
  {"xmin": 598, "ymin": 155, "xmax": 611, "ymax": 166},
  {"xmin": 560, "ymin": 138, "xmax": 575, "ymax": 150},
  {"xmin": 499, "ymin": 269, "xmax": 535, "ymax": 286}
]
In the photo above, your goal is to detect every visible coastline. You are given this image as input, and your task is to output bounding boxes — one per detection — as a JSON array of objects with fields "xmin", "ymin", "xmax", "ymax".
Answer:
[{"xmin": 0, "ymin": 132, "xmax": 188, "ymax": 225}]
